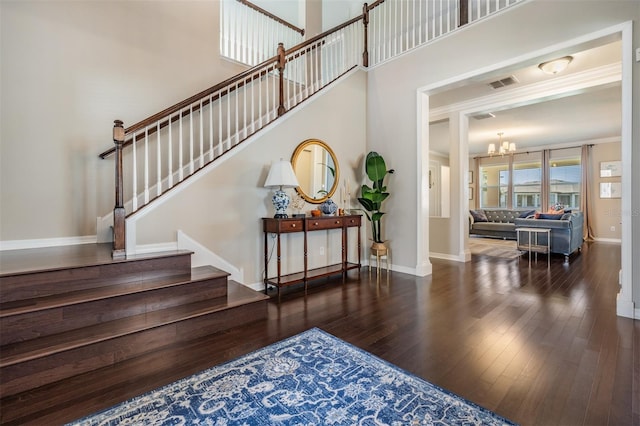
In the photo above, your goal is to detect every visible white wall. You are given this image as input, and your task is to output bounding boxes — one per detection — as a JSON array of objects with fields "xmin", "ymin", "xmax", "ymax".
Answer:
[
  {"xmin": 367, "ymin": 0, "xmax": 639, "ymax": 304},
  {"xmin": 322, "ymin": 0, "xmax": 363, "ymax": 31},
  {"xmin": 134, "ymin": 71, "xmax": 368, "ymax": 285},
  {"xmin": 0, "ymin": 1, "xmax": 245, "ymax": 241}
]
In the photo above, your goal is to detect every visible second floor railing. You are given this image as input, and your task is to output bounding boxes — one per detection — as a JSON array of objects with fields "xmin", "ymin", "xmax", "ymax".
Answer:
[
  {"xmin": 220, "ymin": 0, "xmax": 305, "ymax": 66},
  {"xmin": 102, "ymin": 0, "xmax": 523, "ymax": 256}
]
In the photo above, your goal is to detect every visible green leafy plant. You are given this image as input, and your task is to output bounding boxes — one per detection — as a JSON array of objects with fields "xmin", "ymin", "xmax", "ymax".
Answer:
[{"xmin": 357, "ymin": 152, "xmax": 394, "ymax": 243}]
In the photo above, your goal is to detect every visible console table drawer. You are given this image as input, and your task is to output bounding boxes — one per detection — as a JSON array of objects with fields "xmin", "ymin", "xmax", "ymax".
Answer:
[
  {"xmin": 307, "ymin": 218, "xmax": 344, "ymax": 230},
  {"xmin": 263, "ymin": 219, "xmax": 303, "ymax": 233},
  {"xmin": 344, "ymin": 216, "xmax": 361, "ymax": 227}
]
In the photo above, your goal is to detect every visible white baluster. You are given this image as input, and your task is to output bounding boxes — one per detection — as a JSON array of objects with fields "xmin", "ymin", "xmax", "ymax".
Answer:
[
  {"xmin": 235, "ymin": 82, "xmax": 239, "ymax": 145},
  {"xmin": 258, "ymin": 71, "xmax": 263, "ymax": 128},
  {"xmin": 199, "ymin": 100, "xmax": 204, "ymax": 168},
  {"xmin": 156, "ymin": 122, "xmax": 161, "ymax": 197},
  {"xmin": 209, "ymin": 95, "xmax": 214, "ymax": 162},
  {"xmin": 226, "ymin": 89, "xmax": 231, "ymax": 150},
  {"xmin": 144, "ymin": 128, "xmax": 149, "ymax": 204},
  {"xmin": 218, "ymin": 92, "xmax": 223, "ymax": 156},
  {"xmin": 168, "ymin": 114, "xmax": 173, "ymax": 188},
  {"xmin": 132, "ymin": 131, "xmax": 138, "ymax": 212},
  {"xmin": 189, "ymin": 105, "xmax": 194, "ymax": 175},
  {"xmin": 178, "ymin": 108, "xmax": 184, "ymax": 182}
]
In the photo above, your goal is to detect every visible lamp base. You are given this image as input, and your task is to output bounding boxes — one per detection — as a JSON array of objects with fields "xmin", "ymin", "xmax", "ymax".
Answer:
[{"xmin": 272, "ymin": 189, "xmax": 290, "ymax": 220}]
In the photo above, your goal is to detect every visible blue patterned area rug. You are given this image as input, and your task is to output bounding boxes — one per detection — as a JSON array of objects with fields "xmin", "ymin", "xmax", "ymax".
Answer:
[{"xmin": 69, "ymin": 328, "xmax": 516, "ymax": 425}]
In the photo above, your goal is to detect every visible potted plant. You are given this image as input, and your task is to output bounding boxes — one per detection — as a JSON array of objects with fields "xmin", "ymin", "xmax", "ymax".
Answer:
[{"xmin": 357, "ymin": 151, "xmax": 394, "ymax": 254}]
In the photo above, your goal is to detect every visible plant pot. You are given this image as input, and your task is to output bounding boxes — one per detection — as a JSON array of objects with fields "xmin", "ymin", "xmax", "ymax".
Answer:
[{"xmin": 370, "ymin": 241, "xmax": 388, "ymax": 256}]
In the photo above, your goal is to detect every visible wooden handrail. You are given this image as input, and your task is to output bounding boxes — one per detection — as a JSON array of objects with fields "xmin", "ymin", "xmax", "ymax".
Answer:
[
  {"xmin": 100, "ymin": 1, "xmax": 388, "ymax": 159},
  {"xmin": 99, "ymin": 55, "xmax": 279, "ymax": 158},
  {"xmin": 284, "ymin": 15, "xmax": 364, "ymax": 55},
  {"xmin": 106, "ymin": 0, "xmax": 514, "ymax": 255},
  {"xmin": 237, "ymin": 0, "xmax": 305, "ymax": 36}
]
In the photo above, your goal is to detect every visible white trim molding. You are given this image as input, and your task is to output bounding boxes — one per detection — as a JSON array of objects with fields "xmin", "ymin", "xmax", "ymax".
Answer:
[{"xmin": 0, "ymin": 235, "xmax": 97, "ymax": 251}]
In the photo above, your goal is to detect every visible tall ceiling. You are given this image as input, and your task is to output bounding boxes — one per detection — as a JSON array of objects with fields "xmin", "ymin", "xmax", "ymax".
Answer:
[{"xmin": 429, "ymin": 39, "xmax": 622, "ymax": 156}]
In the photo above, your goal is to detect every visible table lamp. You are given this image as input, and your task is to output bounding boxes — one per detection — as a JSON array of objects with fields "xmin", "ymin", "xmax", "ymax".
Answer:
[{"xmin": 264, "ymin": 159, "xmax": 299, "ymax": 218}]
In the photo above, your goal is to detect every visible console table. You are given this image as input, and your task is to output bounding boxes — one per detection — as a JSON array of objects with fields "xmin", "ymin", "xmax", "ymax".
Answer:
[{"xmin": 262, "ymin": 215, "xmax": 361, "ymax": 295}]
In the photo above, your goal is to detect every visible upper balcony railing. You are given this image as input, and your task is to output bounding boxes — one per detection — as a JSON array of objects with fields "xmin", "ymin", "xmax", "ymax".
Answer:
[
  {"xmin": 220, "ymin": 0, "xmax": 305, "ymax": 66},
  {"xmin": 101, "ymin": 0, "xmax": 523, "ymax": 257}
]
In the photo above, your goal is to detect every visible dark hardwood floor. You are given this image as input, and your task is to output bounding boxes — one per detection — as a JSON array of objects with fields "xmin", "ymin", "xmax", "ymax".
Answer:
[{"xmin": 1, "ymin": 241, "xmax": 638, "ymax": 425}]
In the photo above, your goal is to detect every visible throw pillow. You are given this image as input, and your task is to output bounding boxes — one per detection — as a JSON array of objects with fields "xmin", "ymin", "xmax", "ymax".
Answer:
[
  {"xmin": 518, "ymin": 209, "xmax": 536, "ymax": 218},
  {"xmin": 538, "ymin": 213, "xmax": 564, "ymax": 220},
  {"xmin": 470, "ymin": 210, "xmax": 488, "ymax": 222},
  {"xmin": 547, "ymin": 207, "xmax": 564, "ymax": 214}
]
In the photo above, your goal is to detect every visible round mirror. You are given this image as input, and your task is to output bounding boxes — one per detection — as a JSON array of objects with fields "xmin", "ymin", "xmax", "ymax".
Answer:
[{"xmin": 291, "ymin": 139, "xmax": 339, "ymax": 204}]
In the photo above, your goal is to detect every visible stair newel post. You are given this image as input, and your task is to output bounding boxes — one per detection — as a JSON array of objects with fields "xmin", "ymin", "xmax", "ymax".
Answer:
[
  {"xmin": 277, "ymin": 42, "xmax": 287, "ymax": 116},
  {"xmin": 362, "ymin": 3, "xmax": 369, "ymax": 67},
  {"xmin": 112, "ymin": 120, "xmax": 126, "ymax": 259},
  {"xmin": 459, "ymin": 0, "xmax": 469, "ymax": 26}
]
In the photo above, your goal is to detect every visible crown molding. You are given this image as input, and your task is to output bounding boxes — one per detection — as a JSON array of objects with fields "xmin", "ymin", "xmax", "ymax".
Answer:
[{"xmin": 429, "ymin": 63, "xmax": 621, "ymax": 122}]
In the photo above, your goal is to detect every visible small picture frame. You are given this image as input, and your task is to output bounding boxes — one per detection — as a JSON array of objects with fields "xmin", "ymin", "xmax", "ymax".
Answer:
[
  {"xmin": 600, "ymin": 182, "xmax": 621, "ymax": 198},
  {"xmin": 468, "ymin": 187, "xmax": 474, "ymax": 200},
  {"xmin": 468, "ymin": 171, "xmax": 474, "ymax": 184},
  {"xmin": 600, "ymin": 161, "xmax": 621, "ymax": 177}
]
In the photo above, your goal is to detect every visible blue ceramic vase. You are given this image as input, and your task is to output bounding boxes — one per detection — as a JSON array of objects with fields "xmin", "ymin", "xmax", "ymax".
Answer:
[{"xmin": 319, "ymin": 198, "xmax": 338, "ymax": 215}]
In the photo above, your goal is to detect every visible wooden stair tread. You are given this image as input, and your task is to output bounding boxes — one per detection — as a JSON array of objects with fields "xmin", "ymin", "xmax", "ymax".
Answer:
[
  {"xmin": 0, "ymin": 282, "xmax": 267, "ymax": 368},
  {"xmin": 0, "ymin": 243, "xmax": 193, "ymax": 277},
  {"xmin": 0, "ymin": 266, "xmax": 229, "ymax": 318}
]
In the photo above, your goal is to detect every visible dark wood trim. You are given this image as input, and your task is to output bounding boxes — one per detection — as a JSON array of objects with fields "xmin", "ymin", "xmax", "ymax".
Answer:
[
  {"xmin": 277, "ymin": 43, "xmax": 286, "ymax": 116},
  {"xmin": 236, "ymin": 0, "xmax": 305, "ymax": 36},
  {"xmin": 112, "ymin": 120, "xmax": 125, "ymax": 259},
  {"xmin": 284, "ymin": 15, "xmax": 364, "ymax": 55},
  {"xmin": 367, "ymin": 0, "xmax": 386, "ymax": 10},
  {"xmin": 99, "ymin": 56, "xmax": 279, "ymax": 159},
  {"xmin": 99, "ymin": 1, "xmax": 388, "ymax": 159},
  {"xmin": 362, "ymin": 3, "xmax": 370, "ymax": 67}
]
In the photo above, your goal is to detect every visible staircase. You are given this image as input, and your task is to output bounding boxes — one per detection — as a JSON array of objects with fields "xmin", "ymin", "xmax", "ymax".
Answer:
[{"xmin": 0, "ymin": 244, "xmax": 268, "ymax": 400}]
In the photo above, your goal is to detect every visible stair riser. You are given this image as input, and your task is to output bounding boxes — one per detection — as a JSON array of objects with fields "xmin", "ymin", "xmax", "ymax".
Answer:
[
  {"xmin": 0, "ymin": 277, "xmax": 228, "ymax": 346},
  {"xmin": 0, "ymin": 255, "xmax": 192, "ymax": 303},
  {"xmin": 0, "ymin": 300, "xmax": 267, "ymax": 397}
]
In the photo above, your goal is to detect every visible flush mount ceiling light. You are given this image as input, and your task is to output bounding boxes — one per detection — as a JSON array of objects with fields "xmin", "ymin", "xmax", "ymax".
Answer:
[
  {"xmin": 538, "ymin": 56, "xmax": 573, "ymax": 75},
  {"xmin": 488, "ymin": 132, "xmax": 515, "ymax": 157}
]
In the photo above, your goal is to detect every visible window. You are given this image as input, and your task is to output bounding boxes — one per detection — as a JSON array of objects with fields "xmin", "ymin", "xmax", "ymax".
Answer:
[
  {"xmin": 513, "ymin": 153, "xmax": 542, "ymax": 210},
  {"xmin": 549, "ymin": 148, "xmax": 581, "ymax": 210},
  {"xmin": 477, "ymin": 148, "xmax": 580, "ymax": 211},
  {"xmin": 479, "ymin": 163, "xmax": 508, "ymax": 208}
]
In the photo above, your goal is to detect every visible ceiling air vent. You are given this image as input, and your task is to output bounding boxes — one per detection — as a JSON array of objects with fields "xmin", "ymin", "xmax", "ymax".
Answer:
[
  {"xmin": 488, "ymin": 75, "xmax": 519, "ymax": 89},
  {"xmin": 471, "ymin": 112, "xmax": 495, "ymax": 120}
]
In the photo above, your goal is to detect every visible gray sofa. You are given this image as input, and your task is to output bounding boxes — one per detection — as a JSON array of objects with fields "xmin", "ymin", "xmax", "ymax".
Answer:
[
  {"xmin": 469, "ymin": 209, "xmax": 533, "ymax": 240},
  {"xmin": 514, "ymin": 211, "xmax": 584, "ymax": 263}
]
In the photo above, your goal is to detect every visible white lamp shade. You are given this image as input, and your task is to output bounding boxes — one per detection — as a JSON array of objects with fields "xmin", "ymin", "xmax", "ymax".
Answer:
[
  {"xmin": 488, "ymin": 143, "xmax": 496, "ymax": 155},
  {"xmin": 264, "ymin": 159, "xmax": 299, "ymax": 188}
]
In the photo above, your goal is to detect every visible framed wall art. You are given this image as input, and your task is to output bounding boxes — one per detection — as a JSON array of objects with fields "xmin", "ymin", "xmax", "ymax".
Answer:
[
  {"xmin": 600, "ymin": 182, "xmax": 621, "ymax": 199},
  {"xmin": 600, "ymin": 161, "xmax": 622, "ymax": 177}
]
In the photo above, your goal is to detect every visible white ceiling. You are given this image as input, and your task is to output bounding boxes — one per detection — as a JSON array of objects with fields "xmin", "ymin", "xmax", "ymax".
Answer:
[{"xmin": 429, "ymin": 40, "xmax": 622, "ymax": 156}]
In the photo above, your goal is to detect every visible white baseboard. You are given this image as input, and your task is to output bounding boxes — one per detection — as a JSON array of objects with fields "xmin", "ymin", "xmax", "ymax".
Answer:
[
  {"xmin": 133, "ymin": 242, "xmax": 178, "ymax": 255},
  {"xmin": 177, "ymin": 230, "xmax": 243, "ymax": 283},
  {"xmin": 429, "ymin": 252, "xmax": 465, "ymax": 262},
  {"xmin": 246, "ymin": 281, "xmax": 266, "ymax": 292},
  {"xmin": 593, "ymin": 237, "xmax": 622, "ymax": 244},
  {"xmin": 0, "ymin": 235, "xmax": 97, "ymax": 251}
]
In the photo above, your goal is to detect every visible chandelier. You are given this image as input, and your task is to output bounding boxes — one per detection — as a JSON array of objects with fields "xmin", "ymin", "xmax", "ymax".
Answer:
[{"xmin": 488, "ymin": 132, "xmax": 515, "ymax": 156}]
